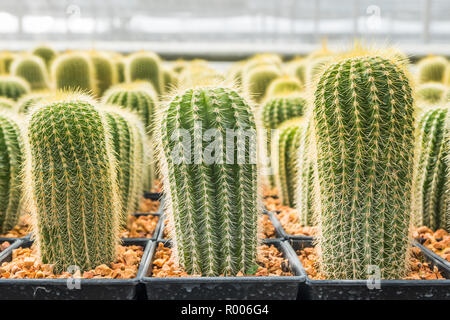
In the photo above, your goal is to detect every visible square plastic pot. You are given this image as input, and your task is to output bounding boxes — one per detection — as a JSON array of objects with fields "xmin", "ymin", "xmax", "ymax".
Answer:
[
  {"xmin": 291, "ymin": 239, "xmax": 450, "ymax": 300},
  {"xmin": 0, "ymin": 238, "xmax": 153, "ymax": 300},
  {"xmin": 141, "ymin": 239, "xmax": 306, "ymax": 300}
]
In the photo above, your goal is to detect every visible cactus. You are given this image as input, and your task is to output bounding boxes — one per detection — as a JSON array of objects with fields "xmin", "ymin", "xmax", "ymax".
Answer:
[
  {"xmin": 417, "ymin": 56, "xmax": 448, "ymax": 84},
  {"xmin": 102, "ymin": 105, "xmax": 145, "ymax": 226},
  {"xmin": 179, "ymin": 64, "xmax": 224, "ymax": 87},
  {"xmin": 115, "ymin": 58, "xmax": 125, "ymax": 83},
  {"xmin": 273, "ymin": 119, "xmax": 303, "ymax": 207},
  {"xmin": 308, "ymin": 56, "xmax": 333, "ymax": 83},
  {"xmin": 0, "ymin": 111, "xmax": 25, "ymax": 234},
  {"xmin": 262, "ymin": 95, "xmax": 307, "ymax": 130},
  {"xmin": 172, "ymin": 59, "xmax": 187, "ymax": 74},
  {"xmin": 10, "ymin": 55, "xmax": 49, "ymax": 91},
  {"xmin": 26, "ymin": 94, "xmax": 120, "ymax": 272},
  {"xmin": 125, "ymin": 52, "xmax": 163, "ymax": 94},
  {"xmin": 158, "ymin": 86, "xmax": 259, "ymax": 276},
  {"xmin": 52, "ymin": 52, "xmax": 97, "ymax": 95},
  {"xmin": 412, "ymin": 107, "xmax": 449, "ymax": 232},
  {"xmin": 244, "ymin": 65, "xmax": 282, "ymax": 103},
  {"xmin": 0, "ymin": 97, "xmax": 15, "ymax": 110},
  {"xmin": 288, "ymin": 58, "xmax": 307, "ymax": 85},
  {"xmin": 90, "ymin": 52, "xmax": 117, "ymax": 97},
  {"xmin": 162, "ymin": 68, "xmax": 178, "ymax": 93},
  {"xmin": 32, "ymin": 45, "xmax": 57, "ymax": 70},
  {"xmin": 416, "ymin": 83, "xmax": 446, "ymax": 104},
  {"xmin": 0, "ymin": 76, "xmax": 30, "ymax": 101},
  {"xmin": 0, "ymin": 52, "xmax": 15, "ymax": 74},
  {"xmin": 15, "ymin": 92, "xmax": 50, "ymax": 114},
  {"xmin": 266, "ymin": 76, "xmax": 303, "ymax": 97},
  {"xmin": 313, "ymin": 55, "xmax": 415, "ymax": 279}
]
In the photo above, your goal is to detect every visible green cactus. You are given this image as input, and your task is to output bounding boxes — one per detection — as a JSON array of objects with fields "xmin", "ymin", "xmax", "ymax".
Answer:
[
  {"xmin": 0, "ymin": 52, "xmax": 15, "ymax": 74},
  {"xmin": 162, "ymin": 68, "xmax": 178, "ymax": 93},
  {"xmin": 313, "ymin": 56, "xmax": 415, "ymax": 280},
  {"xmin": 0, "ymin": 97, "xmax": 15, "ymax": 110},
  {"xmin": 262, "ymin": 95, "xmax": 307, "ymax": 130},
  {"xmin": 158, "ymin": 86, "xmax": 259, "ymax": 276},
  {"xmin": 15, "ymin": 91, "xmax": 50, "ymax": 114},
  {"xmin": 308, "ymin": 56, "xmax": 333, "ymax": 83},
  {"xmin": 102, "ymin": 105, "xmax": 146, "ymax": 226},
  {"xmin": 32, "ymin": 45, "xmax": 57, "ymax": 70},
  {"xmin": 273, "ymin": 119, "xmax": 304, "ymax": 207},
  {"xmin": 244, "ymin": 65, "xmax": 282, "ymax": 103},
  {"xmin": 90, "ymin": 52, "xmax": 117, "ymax": 97},
  {"xmin": 115, "ymin": 58, "xmax": 125, "ymax": 83},
  {"xmin": 0, "ymin": 111, "xmax": 25, "ymax": 234},
  {"xmin": 52, "ymin": 52, "xmax": 97, "ymax": 95},
  {"xmin": 226, "ymin": 61, "xmax": 246, "ymax": 89},
  {"xmin": 288, "ymin": 58, "xmax": 307, "ymax": 85},
  {"xmin": 266, "ymin": 76, "xmax": 303, "ymax": 97},
  {"xmin": 27, "ymin": 94, "xmax": 120, "ymax": 272},
  {"xmin": 126, "ymin": 52, "xmax": 163, "ymax": 94},
  {"xmin": 412, "ymin": 107, "xmax": 449, "ymax": 231},
  {"xmin": 0, "ymin": 76, "xmax": 30, "ymax": 101},
  {"xmin": 416, "ymin": 83, "xmax": 446, "ymax": 104},
  {"xmin": 417, "ymin": 56, "xmax": 448, "ymax": 84},
  {"xmin": 10, "ymin": 55, "xmax": 49, "ymax": 91}
]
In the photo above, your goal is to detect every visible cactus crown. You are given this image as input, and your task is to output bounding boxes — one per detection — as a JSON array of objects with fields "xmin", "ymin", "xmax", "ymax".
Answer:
[
  {"xmin": 416, "ymin": 82, "xmax": 446, "ymax": 105},
  {"xmin": 412, "ymin": 106, "xmax": 449, "ymax": 231},
  {"xmin": 0, "ymin": 76, "xmax": 30, "ymax": 101},
  {"xmin": 313, "ymin": 55, "xmax": 415, "ymax": 279},
  {"xmin": 15, "ymin": 91, "xmax": 50, "ymax": 114},
  {"xmin": 244, "ymin": 65, "xmax": 282, "ymax": 103},
  {"xmin": 10, "ymin": 55, "xmax": 49, "ymax": 91},
  {"xmin": 262, "ymin": 95, "xmax": 307, "ymax": 129},
  {"xmin": 125, "ymin": 52, "xmax": 163, "ymax": 94},
  {"xmin": 90, "ymin": 51, "xmax": 117, "ymax": 97},
  {"xmin": 26, "ymin": 94, "xmax": 120, "ymax": 272},
  {"xmin": 32, "ymin": 45, "xmax": 57, "ymax": 69},
  {"xmin": 158, "ymin": 86, "xmax": 260, "ymax": 276},
  {"xmin": 0, "ymin": 111, "xmax": 25, "ymax": 234},
  {"xmin": 417, "ymin": 56, "xmax": 448, "ymax": 84},
  {"xmin": 266, "ymin": 75, "xmax": 303, "ymax": 97}
]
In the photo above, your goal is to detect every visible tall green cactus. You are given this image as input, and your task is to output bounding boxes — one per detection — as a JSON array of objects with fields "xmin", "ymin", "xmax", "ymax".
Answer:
[
  {"xmin": 417, "ymin": 56, "xmax": 448, "ymax": 84},
  {"xmin": 10, "ymin": 55, "xmax": 49, "ymax": 91},
  {"xmin": 0, "ymin": 111, "xmax": 25, "ymax": 234},
  {"xmin": 412, "ymin": 107, "xmax": 449, "ymax": 231},
  {"xmin": 126, "ymin": 52, "xmax": 163, "ymax": 94},
  {"xmin": 32, "ymin": 45, "xmax": 57, "ymax": 70},
  {"xmin": 90, "ymin": 52, "xmax": 117, "ymax": 97},
  {"xmin": 159, "ymin": 86, "xmax": 259, "ymax": 276},
  {"xmin": 262, "ymin": 95, "xmax": 307, "ymax": 129},
  {"xmin": 313, "ymin": 56, "xmax": 415, "ymax": 279},
  {"xmin": 27, "ymin": 94, "xmax": 120, "ymax": 272},
  {"xmin": 15, "ymin": 91, "xmax": 50, "ymax": 114},
  {"xmin": 102, "ymin": 105, "xmax": 145, "ymax": 226},
  {"xmin": 244, "ymin": 65, "xmax": 281, "ymax": 103},
  {"xmin": 0, "ymin": 76, "xmax": 30, "ymax": 101},
  {"xmin": 266, "ymin": 76, "xmax": 303, "ymax": 97},
  {"xmin": 0, "ymin": 97, "xmax": 15, "ymax": 110},
  {"xmin": 52, "ymin": 52, "xmax": 97, "ymax": 95}
]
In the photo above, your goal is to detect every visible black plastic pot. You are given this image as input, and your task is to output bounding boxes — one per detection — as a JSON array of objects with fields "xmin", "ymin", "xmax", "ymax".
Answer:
[
  {"xmin": 415, "ymin": 238, "xmax": 450, "ymax": 270},
  {"xmin": 265, "ymin": 210, "xmax": 313, "ymax": 242},
  {"xmin": 0, "ymin": 238, "xmax": 21, "ymax": 260},
  {"xmin": 0, "ymin": 238, "xmax": 152, "ymax": 300},
  {"xmin": 141, "ymin": 239, "xmax": 306, "ymax": 300},
  {"xmin": 291, "ymin": 239, "xmax": 450, "ymax": 300}
]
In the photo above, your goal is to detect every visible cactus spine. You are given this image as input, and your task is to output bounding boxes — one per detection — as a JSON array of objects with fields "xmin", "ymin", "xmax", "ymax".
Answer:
[
  {"xmin": 262, "ymin": 95, "xmax": 307, "ymax": 130},
  {"xmin": 52, "ymin": 52, "xmax": 97, "ymax": 95},
  {"xmin": 412, "ymin": 107, "xmax": 449, "ymax": 231},
  {"xmin": 32, "ymin": 45, "xmax": 57, "ymax": 70},
  {"xmin": 159, "ymin": 87, "xmax": 259, "ymax": 276},
  {"xmin": 27, "ymin": 95, "xmax": 120, "ymax": 272},
  {"xmin": 0, "ymin": 76, "xmax": 30, "ymax": 101},
  {"xmin": 90, "ymin": 52, "xmax": 117, "ymax": 97},
  {"xmin": 126, "ymin": 52, "xmax": 163, "ymax": 94},
  {"xmin": 10, "ymin": 55, "xmax": 49, "ymax": 91},
  {"xmin": 417, "ymin": 56, "xmax": 448, "ymax": 84},
  {"xmin": 313, "ymin": 56, "xmax": 415, "ymax": 279},
  {"xmin": 0, "ymin": 111, "xmax": 25, "ymax": 234}
]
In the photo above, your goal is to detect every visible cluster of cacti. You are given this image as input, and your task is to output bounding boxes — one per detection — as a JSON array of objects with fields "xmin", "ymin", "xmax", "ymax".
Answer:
[
  {"xmin": 266, "ymin": 76, "xmax": 303, "ymax": 97},
  {"xmin": 90, "ymin": 52, "xmax": 117, "ymax": 97},
  {"xmin": 313, "ymin": 55, "xmax": 415, "ymax": 280},
  {"xmin": 0, "ymin": 97, "xmax": 15, "ymax": 109},
  {"xmin": 243, "ymin": 64, "xmax": 281, "ymax": 103},
  {"xmin": 31, "ymin": 45, "xmax": 57, "ymax": 70},
  {"xmin": 412, "ymin": 107, "xmax": 449, "ymax": 232},
  {"xmin": 417, "ymin": 56, "xmax": 448, "ymax": 84},
  {"xmin": 179, "ymin": 64, "xmax": 225, "ymax": 87},
  {"xmin": 126, "ymin": 52, "xmax": 163, "ymax": 94},
  {"xmin": 27, "ymin": 95, "xmax": 120, "ymax": 272},
  {"xmin": 51, "ymin": 52, "xmax": 96, "ymax": 95},
  {"xmin": 158, "ymin": 86, "xmax": 259, "ymax": 276},
  {"xmin": 10, "ymin": 55, "xmax": 49, "ymax": 90},
  {"xmin": 0, "ymin": 76, "xmax": 30, "ymax": 101},
  {"xmin": 0, "ymin": 111, "xmax": 25, "ymax": 234},
  {"xmin": 416, "ymin": 82, "xmax": 447, "ymax": 104},
  {"xmin": 102, "ymin": 105, "xmax": 145, "ymax": 226},
  {"xmin": 15, "ymin": 91, "xmax": 50, "ymax": 114}
]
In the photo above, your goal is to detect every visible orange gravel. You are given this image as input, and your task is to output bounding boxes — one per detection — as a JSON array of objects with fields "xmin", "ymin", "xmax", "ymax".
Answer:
[
  {"xmin": 0, "ymin": 214, "xmax": 32, "ymax": 238},
  {"xmin": 0, "ymin": 241, "xmax": 11, "ymax": 253},
  {"xmin": 413, "ymin": 227, "xmax": 450, "ymax": 262},
  {"xmin": 120, "ymin": 214, "xmax": 160, "ymax": 238}
]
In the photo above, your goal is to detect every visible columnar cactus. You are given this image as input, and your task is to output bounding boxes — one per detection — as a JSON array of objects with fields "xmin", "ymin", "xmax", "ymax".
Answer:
[
  {"xmin": 412, "ymin": 107, "xmax": 449, "ymax": 231},
  {"xmin": 0, "ymin": 76, "xmax": 30, "ymax": 101},
  {"xmin": 244, "ymin": 65, "xmax": 282, "ymax": 103},
  {"xmin": 125, "ymin": 52, "xmax": 163, "ymax": 94},
  {"xmin": 273, "ymin": 119, "xmax": 303, "ymax": 207},
  {"xmin": 27, "ymin": 95, "xmax": 120, "ymax": 272},
  {"xmin": 0, "ymin": 111, "xmax": 25, "ymax": 234},
  {"xmin": 51, "ymin": 52, "xmax": 97, "ymax": 95},
  {"xmin": 417, "ymin": 56, "xmax": 448, "ymax": 84},
  {"xmin": 262, "ymin": 95, "xmax": 307, "ymax": 130},
  {"xmin": 90, "ymin": 52, "xmax": 117, "ymax": 97},
  {"xmin": 10, "ymin": 55, "xmax": 49, "ymax": 90},
  {"xmin": 15, "ymin": 92, "xmax": 50, "ymax": 114},
  {"xmin": 32, "ymin": 45, "xmax": 57, "ymax": 70},
  {"xmin": 313, "ymin": 55, "xmax": 415, "ymax": 279},
  {"xmin": 0, "ymin": 97, "xmax": 15, "ymax": 110},
  {"xmin": 266, "ymin": 76, "xmax": 303, "ymax": 97},
  {"xmin": 159, "ymin": 86, "xmax": 259, "ymax": 276},
  {"xmin": 416, "ymin": 83, "xmax": 446, "ymax": 104},
  {"xmin": 102, "ymin": 105, "xmax": 146, "ymax": 226}
]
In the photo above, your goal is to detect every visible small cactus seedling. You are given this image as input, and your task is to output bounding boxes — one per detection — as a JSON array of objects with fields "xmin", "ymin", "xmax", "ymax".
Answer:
[
  {"xmin": 90, "ymin": 52, "xmax": 117, "ymax": 97},
  {"xmin": 244, "ymin": 65, "xmax": 282, "ymax": 103},
  {"xmin": 15, "ymin": 91, "xmax": 50, "ymax": 114},
  {"xmin": 412, "ymin": 107, "xmax": 449, "ymax": 231},
  {"xmin": 125, "ymin": 52, "xmax": 163, "ymax": 94},
  {"xmin": 102, "ymin": 105, "xmax": 146, "ymax": 226},
  {"xmin": 0, "ymin": 97, "xmax": 15, "ymax": 110},
  {"xmin": 417, "ymin": 56, "xmax": 448, "ymax": 84},
  {"xmin": 266, "ymin": 76, "xmax": 303, "ymax": 97},
  {"xmin": 10, "ymin": 55, "xmax": 49, "ymax": 90},
  {"xmin": 26, "ymin": 94, "xmax": 120, "ymax": 272},
  {"xmin": 0, "ymin": 76, "xmax": 30, "ymax": 101},
  {"xmin": 51, "ymin": 52, "xmax": 97, "ymax": 95},
  {"xmin": 32, "ymin": 45, "xmax": 57, "ymax": 70},
  {"xmin": 416, "ymin": 83, "xmax": 446, "ymax": 104},
  {"xmin": 313, "ymin": 55, "xmax": 415, "ymax": 279},
  {"xmin": 158, "ymin": 86, "xmax": 259, "ymax": 276},
  {"xmin": 0, "ymin": 111, "xmax": 25, "ymax": 234}
]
